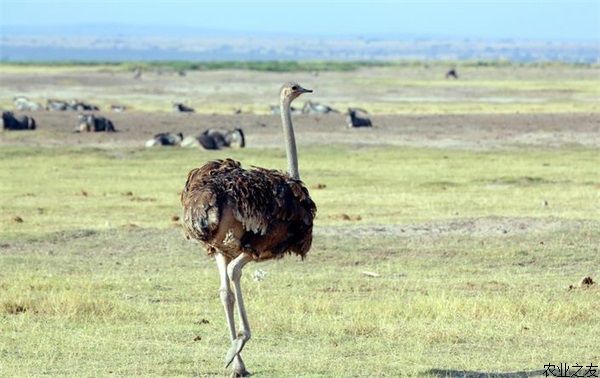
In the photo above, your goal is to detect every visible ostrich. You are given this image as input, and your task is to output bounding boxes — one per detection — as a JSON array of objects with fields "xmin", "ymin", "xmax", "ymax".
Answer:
[
  {"xmin": 181, "ymin": 82, "xmax": 316, "ymax": 377},
  {"xmin": 269, "ymin": 104, "xmax": 302, "ymax": 115}
]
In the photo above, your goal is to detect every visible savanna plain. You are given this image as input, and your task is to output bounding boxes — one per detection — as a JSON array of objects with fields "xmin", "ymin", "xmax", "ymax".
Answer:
[{"xmin": 0, "ymin": 63, "xmax": 599, "ymax": 377}]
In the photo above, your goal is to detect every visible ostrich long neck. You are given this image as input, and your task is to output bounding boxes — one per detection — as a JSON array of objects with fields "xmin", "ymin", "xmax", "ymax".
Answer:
[{"xmin": 280, "ymin": 97, "xmax": 300, "ymax": 180}]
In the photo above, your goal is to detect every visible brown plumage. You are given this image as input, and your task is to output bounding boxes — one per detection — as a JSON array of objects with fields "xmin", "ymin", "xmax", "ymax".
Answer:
[
  {"xmin": 181, "ymin": 82, "xmax": 315, "ymax": 377},
  {"xmin": 181, "ymin": 158, "xmax": 316, "ymax": 261}
]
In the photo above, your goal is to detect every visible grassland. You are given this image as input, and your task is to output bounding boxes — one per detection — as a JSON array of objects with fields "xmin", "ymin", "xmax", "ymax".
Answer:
[
  {"xmin": 1, "ymin": 144, "xmax": 599, "ymax": 377},
  {"xmin": 1, "ymin": 146, "xmax": 599, "ymax": 237},
  {"xmin": 1, "ymin": 62, "xmax": 598, "ymax": 114},
  {"xmin": 1, "ymin": 62, "xmax": 599, "ymax": 376}
]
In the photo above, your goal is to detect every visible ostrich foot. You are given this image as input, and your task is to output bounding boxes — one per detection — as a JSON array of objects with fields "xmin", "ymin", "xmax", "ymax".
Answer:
[
  {"xmin": 228, "ymin": 347, "xmax": 250, "ymax": 377},
  {"xmin": 225, "ymin": 337, "xmax": 247, "ymax": 368},
  {"xmin": 231, "ymin": 367, "xmax": 251, "ymax": 377}
]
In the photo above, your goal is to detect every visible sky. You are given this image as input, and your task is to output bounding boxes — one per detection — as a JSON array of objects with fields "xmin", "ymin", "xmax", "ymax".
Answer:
[{"xmin": 1, "ymin": 0, "xmax": 599, "ymax": 41}]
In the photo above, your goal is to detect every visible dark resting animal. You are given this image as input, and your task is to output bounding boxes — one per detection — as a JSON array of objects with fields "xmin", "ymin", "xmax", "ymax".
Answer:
[
  {"xmin": 181, "ymin": 82, "xmax": 316, "ymax": 377},
  {"xmin": 446, "ymin": 69, "xmax": 459, "ymax": 79},
  {"xmin": 346, "ymin": 108, "xmax": 372, "ymax": 128},
  {"xmin": 173, "ymin": 103, "xmax": 195, "ymax": 112},
  {"xmin": 145, "ymin": 132, "xmax": 184, "ymax": 147},
  {"xmin": 75, "ymin": 114, "xmax": 116, "ymax": 132},
  {"xmin": 1, "ymin": 111, "xmax": 36, "ymax": 131},
  {"xmin": 198, "ymin": 128, "xmax": 245, "ymax": 150},
  {"xmin": 70, "ymin": 101, "xmax": 99, "ymax": 111}
]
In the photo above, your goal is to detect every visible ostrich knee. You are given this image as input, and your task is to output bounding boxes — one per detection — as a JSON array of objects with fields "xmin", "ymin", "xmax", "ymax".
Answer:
[
  {"xmin": 227, "ymin": 264, "xmax": 242, "ymax": 283},
  {"xmin": 219, "ymin": 287, "xmax": 234, "ymax": 308}
]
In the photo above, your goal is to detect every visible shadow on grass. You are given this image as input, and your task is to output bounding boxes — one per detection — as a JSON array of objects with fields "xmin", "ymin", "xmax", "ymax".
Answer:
[{"xmin": 427, "ymin": 369, "xmax": 545, "ymax": 377}]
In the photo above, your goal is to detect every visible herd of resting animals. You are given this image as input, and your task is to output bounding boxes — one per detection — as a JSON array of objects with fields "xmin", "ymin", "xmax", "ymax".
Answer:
[
  {"xmin": 1, "ymin": 97, "xmax": 373, "ymax": 148},
  {"xmin": 1, "ymin": 82, "xmax": 362, "ymax": 376}
]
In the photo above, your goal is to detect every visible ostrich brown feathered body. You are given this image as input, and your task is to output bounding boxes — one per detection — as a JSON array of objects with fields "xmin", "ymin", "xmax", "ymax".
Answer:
[{"xmin": 181, "ymin": 159, "xmax": 316, "ymax": 261}]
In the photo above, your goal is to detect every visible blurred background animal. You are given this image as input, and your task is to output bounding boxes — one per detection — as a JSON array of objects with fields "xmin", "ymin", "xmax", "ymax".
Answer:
[
  {"xmin": 1, "ymin": 111, "xmax": 36, "ymax": 131},
  {"xmin": 13, "ymin": 96, "xmax": 44, "ymax": 111},
  {"xmin": 346, "ymin": 108, "xmax": 372, "ymax": 128},
  {"xmin": 48, "ymin": 99, "xmax": 100, "ymax": 111},
  {"xmin": 302, "ymin": 100, "xmax": 338, "ymax": 114},
  {"xmin": 46, "ymin": 99, "xmax": 69, "ymax": 111},
  {"xmin": 75, "ymin": 114, "xmax": 116, "ymax": 132},
  {"xmin": 145, "ymin": 132, "xmax": 184, "ymax": 147},
  {"xmin": 181, "ymin": 128, "xmax": 246, "ymax": 150},
  {"xmin": 71, "ymin": 100, "xmax": 99, "ymax": 111},
  {"xmin": 446, "ymin": 68, "xmax": 459, "ymax": 79},
  {"xmin": 173, "ymin": 103, "xmax": 195, "ymax": 112},
  {"xmin": 110, "ymin": 104, "xmax": 127, "ymax": 112}
]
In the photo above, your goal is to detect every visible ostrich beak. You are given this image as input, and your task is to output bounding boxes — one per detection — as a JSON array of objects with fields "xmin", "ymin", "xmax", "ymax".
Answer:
[{"xmin": 301, "ymin": 87, "xmax": 313, "ymax": 93}]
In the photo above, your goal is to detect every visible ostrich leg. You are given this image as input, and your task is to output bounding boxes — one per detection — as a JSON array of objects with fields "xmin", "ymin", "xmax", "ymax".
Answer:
[
  {"xmin": 225, "ymin": 253, "xmax": 253, "ymax": 372},
  {"xmin": 216, "ymin": 254, "xmax": 248, "ymax": 376}
]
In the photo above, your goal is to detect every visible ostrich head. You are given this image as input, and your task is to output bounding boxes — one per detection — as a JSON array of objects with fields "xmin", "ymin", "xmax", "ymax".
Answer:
[{"xmin": 280, "ymin": 82, "xmax": 312, "ymax": 103}]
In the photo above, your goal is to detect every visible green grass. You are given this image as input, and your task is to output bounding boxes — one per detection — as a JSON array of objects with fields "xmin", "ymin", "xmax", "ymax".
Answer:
[
  {"xmin": 1, "ymin": 146, "xmax": 599, "ymax": 237},
  {"xmin": 1, "ymin": 145, "xmax": 599, "ymax": 376},
  {"xmin": 1, "ymin": 226, "xmax": 598, "ymax": 376},
  {"xmin": 1, "ymin": 63, "xmax": 599, "ymax": 114}
]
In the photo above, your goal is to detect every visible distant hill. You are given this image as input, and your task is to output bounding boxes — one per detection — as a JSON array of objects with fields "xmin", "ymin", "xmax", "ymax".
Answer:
[{"xmin": 1, "ymin": 24, "xmax": 598, "ymax": 63}]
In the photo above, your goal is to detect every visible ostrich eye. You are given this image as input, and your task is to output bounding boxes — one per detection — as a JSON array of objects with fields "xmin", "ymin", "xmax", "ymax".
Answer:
[{"xmin": 291, "ymin": 85, "xmax": 298, "ymax": 90}]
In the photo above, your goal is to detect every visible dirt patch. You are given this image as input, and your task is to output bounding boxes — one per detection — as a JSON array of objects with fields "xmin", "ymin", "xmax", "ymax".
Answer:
[
  {"xmin": 329, "ymin": 214, "xmax": 362, "ymax": 221},
  {"xmin": 316, "ymin": 217, "xmax": 588, "ymax": 238},
  {"xmin": 3, "ymin": 303, "xmax": 28, "ymax": 315},
  {"xmin": 129, "ymin": 196, "xmax": 156, "ymax": 202}
]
